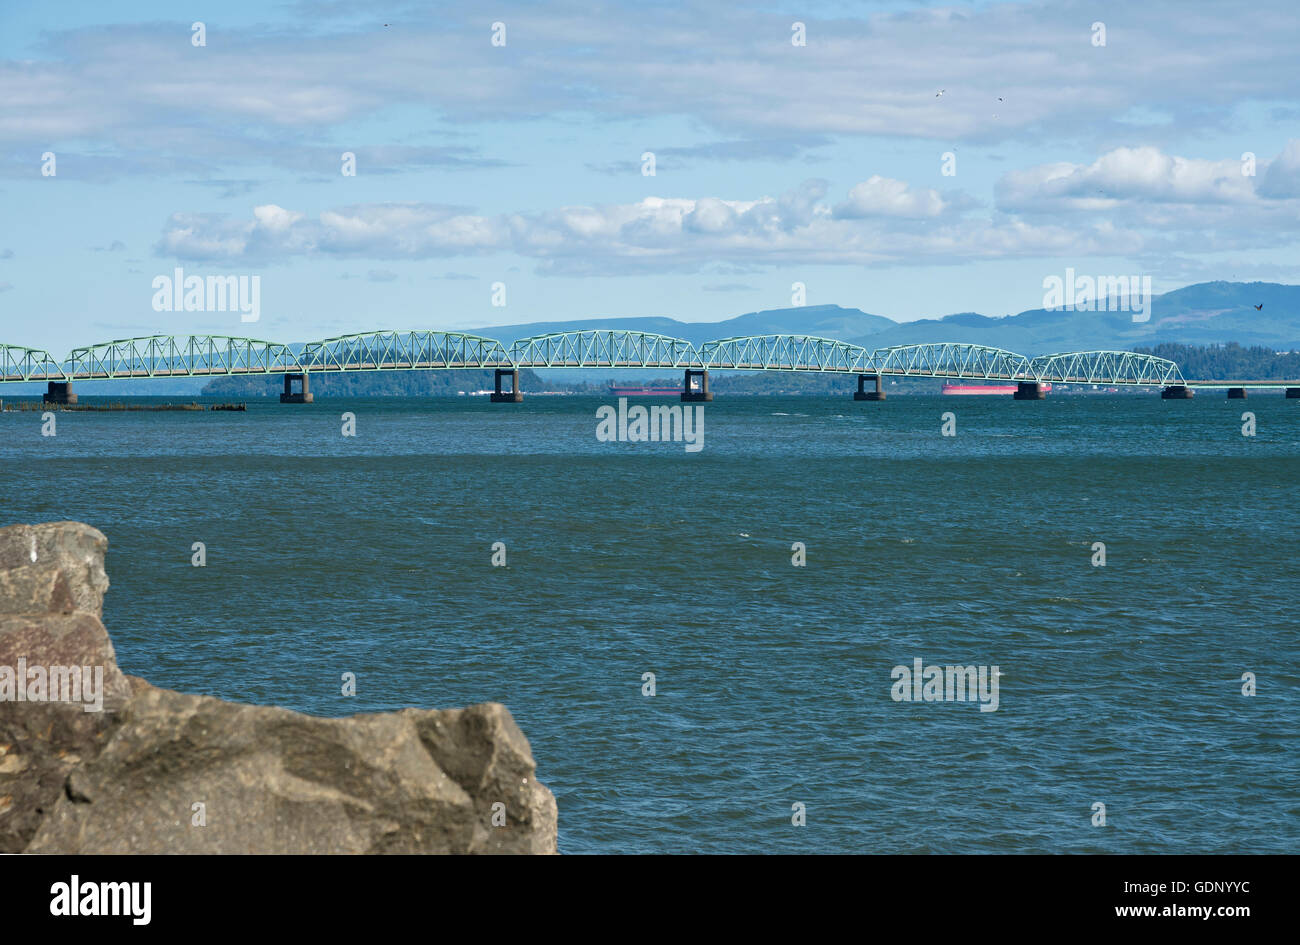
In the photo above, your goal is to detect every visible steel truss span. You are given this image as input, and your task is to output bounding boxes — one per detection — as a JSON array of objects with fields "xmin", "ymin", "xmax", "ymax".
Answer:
[
  {"xmin": 50, "ymin": 336, "xmax": 298, "ymax": 380},
  {"xmin": 0, "ymin": 331, "xmax": 1190, "ymax": 387},
  {"xmin": 509, "ymin": 330, "xmax": 698, "ymax": 368},
  {"xmin": 872, "ymin": 344, "xmax": 1033, "ymax": 380},
  {"xmin": 701, "ymin": 334, "xmax": 873, "ymax": 373},
  {"xmin": 1, "ymin": 345, "xmax": 64, "ymax": 382},
  {"xmin": 299, "ymin": 331, "xmax": 512, "ymax": 372},
  {"xmin": 1028, "ymin": 350, "xmax": 1186, "ymax": 386}
]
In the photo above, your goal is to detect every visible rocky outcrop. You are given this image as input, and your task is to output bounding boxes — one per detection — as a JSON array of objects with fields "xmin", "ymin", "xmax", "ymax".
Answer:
[
  {"xmin": 0, "ymin": 521, "xmax": 556, "ymax": 854},
  {"xmin": 0, "ymin": 522, "xmax": 131, "ymax": 853}
]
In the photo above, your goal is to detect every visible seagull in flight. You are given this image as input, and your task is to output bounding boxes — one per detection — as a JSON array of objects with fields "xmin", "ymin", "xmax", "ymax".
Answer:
[
  {"xmin": 936, "ymin": 89, "xmax": 945, "ymax": 97},
  {"xmin": 1254, "ymin": 303, "xmax": 1263, "ymax": 310}
]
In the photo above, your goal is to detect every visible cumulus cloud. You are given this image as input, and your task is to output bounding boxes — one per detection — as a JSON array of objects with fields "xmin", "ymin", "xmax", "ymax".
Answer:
[
  {"xmin": 994, "ymin": 141, "xmax": 1300, "ymax": 240},
  {"xmin": 155, "ymin": 178, "xmax": 1152, "ymax": 274},
  {"xmin": 145, "ymin": 135, "xmax": 1300, "ymax": 276},
  {"xmin": 1258, "ymin": 139, "xmax": 1300, "ymax": 198},
  {"xmin": 684, "ymin": 197, "xmax": 741, "ymax": 233},
  {"xmin": 997, "ymin": 146, "xmax": 1258, "ymax": 212},
  {"xmin": 252, "ymin": 204, "xmax": 305, "ymax": 231},
  {"xmin": 834, "ymin": 176, "xmax": 948, "ymax": 218}
]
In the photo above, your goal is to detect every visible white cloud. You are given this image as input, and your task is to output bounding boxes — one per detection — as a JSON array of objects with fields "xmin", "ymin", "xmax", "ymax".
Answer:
[
  {"xmin": 252, "ymin": 204, "xmax": 304, "ymax": 231},
  {"xmin": 155, "ymin": 178, "xmax": 1148, "ymax": 273},
  {"xmin": 1259, "ymin": 139, "xmax": 1300, "ymax": 198},
  {"xmin": 995, "ymin": 141, "xmax": 1300, "ymax": 236},
  {"xmin": 685, "ymin": 197, "xmax": 740, "ymax": 233},
  {"xmin": 5, "ymin": 1, "xmax": 1300, "ymax": 174},
  {"xmin": 997, "ymin": 146, "xmax": 1258, "ymax": 212},
  {"xmin": 834, "ymin": 176, "xmax": 948, "ymax": 218}
]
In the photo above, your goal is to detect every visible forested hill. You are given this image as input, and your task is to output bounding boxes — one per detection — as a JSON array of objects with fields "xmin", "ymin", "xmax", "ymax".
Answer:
[{"xmin": 1134, "ymin": 343, "xmax": 1300, "ymax": 379}]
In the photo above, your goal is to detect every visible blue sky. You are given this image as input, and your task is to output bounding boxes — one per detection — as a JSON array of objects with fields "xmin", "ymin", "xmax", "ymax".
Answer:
[{"xmin": 2, "ymin": 0, "xmax": 1298, "ymax": 353}]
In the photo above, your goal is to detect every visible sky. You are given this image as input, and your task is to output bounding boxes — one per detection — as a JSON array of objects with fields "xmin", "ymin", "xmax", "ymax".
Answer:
[{"xmin": 1, "ymin": 0, "xmax": 1298, "ymax": 354}]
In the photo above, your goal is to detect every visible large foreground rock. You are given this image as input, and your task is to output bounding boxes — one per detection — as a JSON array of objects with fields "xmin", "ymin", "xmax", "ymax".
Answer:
[
  {"xmin": 0, "ymin": 521, "xmax": 556, "ymax": 854},
  {"xmin": 0, "ymin": 521, "xmax": 111, "ymax": 618},
  {"xmin": 0, "ymin": 523, "xmax": 131, "ymax": 853}
]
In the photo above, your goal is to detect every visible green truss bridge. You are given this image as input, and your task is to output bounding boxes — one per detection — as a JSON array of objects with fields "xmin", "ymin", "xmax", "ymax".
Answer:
[{"xmin": 2, "ymin": 330, "xmax": 1292, "ymax": 403}]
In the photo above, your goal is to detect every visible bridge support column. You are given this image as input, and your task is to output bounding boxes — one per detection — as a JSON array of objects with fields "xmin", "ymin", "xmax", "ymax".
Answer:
[
  {"xmin": 1287, "ymin": 387, "xmax": 1300, "ymax": 398},
  {"xmin": 682, "ymin": 369, "xmax": 713, "ymax": 402},
  {"xmin": 853, "ymin": 374, "xmax": 885, "ymax": 401},
  {"xmin": 491, "ymin": 368, "xmax": 523, "ymax": 403},
  {"xmin": 1160, "ymin": 385, "xmax": 1194, "ymax": 399},
  {"xmin": 280, "ymin": 373, "xmax": 313, "ymax": 403},
  {"xmin": 43, "ymin": 381, "xmax": 76, "ymax": 405},
  {"xmin": 1013, "ymin": 381, "xmax": 1046, "ymax": 400},
  {"xmin": 1227, "ymin": 387, "xmax": 1247, "ymax": 399}
]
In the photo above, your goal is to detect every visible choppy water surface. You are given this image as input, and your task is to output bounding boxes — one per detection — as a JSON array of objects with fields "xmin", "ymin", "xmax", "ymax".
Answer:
[{"xmin": 2, "ymin": 393, "xmax": 1297, "ymax": 853}]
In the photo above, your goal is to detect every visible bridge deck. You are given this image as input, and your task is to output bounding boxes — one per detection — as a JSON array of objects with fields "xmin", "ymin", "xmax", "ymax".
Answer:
[{"xmin": 1, "ymin": 331, "xmax": 1280, "ymax": 389}]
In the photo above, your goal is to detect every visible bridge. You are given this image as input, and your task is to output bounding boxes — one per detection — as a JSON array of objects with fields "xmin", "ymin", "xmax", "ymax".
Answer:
[{"xmin": 2, "ymin": 330, "xmax": 1295, "ymax": 403}]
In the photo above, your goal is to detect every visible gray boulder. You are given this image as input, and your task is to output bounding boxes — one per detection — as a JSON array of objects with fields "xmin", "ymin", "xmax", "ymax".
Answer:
[
  {"xmin": 0, "ymin": 523, "xmax": 132, "ymax": 853},
  {"xmin": 0, "ymin": 521, "xmax": 557, "ymax": 854},
  {"xmin": 0, "ymin": 521, "xmax": 111, "ymax": 618}
]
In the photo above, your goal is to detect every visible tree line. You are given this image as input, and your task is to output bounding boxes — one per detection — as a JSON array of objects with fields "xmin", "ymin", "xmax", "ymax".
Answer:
[{"xmin": 1134, "ymin": 343, "xmax": 1300, "ymax": 379}]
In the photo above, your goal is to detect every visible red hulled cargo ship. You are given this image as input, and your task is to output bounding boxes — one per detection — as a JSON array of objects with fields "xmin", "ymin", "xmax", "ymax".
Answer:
[{"xmin": 942, "ymin": 382, "xmax": 1052, "ymax": 395}]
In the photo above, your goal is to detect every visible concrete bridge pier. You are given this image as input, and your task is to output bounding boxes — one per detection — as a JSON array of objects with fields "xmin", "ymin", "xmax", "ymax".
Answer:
[
  {"xmin": 1161, "ymin": 385, "xmax": 1194, "ymax": 399},
  {"xmin": 491, "ymin": 368, "xmax": 523, "ymax": 402},
  {"xmin": 280, "ymin": 373, "xmax": 313, "ymax": 403},
  {"xmin": 43, "ymin": 381, "xmax": 76, "ymax": 405},
  {"xmin": 854, "ymin": 374, "xmax": 885, "ymax": 401},
  {"xmin": 682, "ymin": 369, "xmax": 713, "ymax": 402},
  {"xmin": 1013, "ymin": 381, "xmax": 1046, "ymax": 400},
  {"xmin": 1227, "ymin": 387, "xmax": 1247, "ymax": 399}
]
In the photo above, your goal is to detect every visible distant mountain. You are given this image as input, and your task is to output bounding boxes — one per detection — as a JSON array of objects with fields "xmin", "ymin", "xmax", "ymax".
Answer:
[
  {"xmin": 469, "ymin": 304, "xmax": 897, "ymax": 346},
  {"xmin": 472, "ymin": 283, "xmax": 1300, "ymax": 357},
  {"xmin": 849, "ymin": 282, "xmax": 1300, "ymax": 355}
]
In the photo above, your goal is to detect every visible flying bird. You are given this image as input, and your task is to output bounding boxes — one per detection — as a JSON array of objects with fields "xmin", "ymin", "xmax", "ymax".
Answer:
[
  {"xmin": 1254, "ymin": 303, "xmax": 1263, "ymax": 310},
  {"xmin": 936, "ymin": 89, "xmax": 945, "ymax": 97}
]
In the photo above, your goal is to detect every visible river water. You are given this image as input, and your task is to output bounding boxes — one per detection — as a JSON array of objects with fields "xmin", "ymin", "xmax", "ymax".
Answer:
[{"xmin": 2, "ymin": 392, "xmax": 1297, "ymax": 853}]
